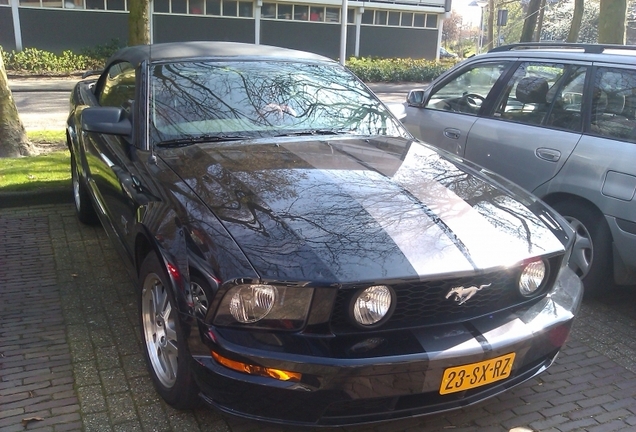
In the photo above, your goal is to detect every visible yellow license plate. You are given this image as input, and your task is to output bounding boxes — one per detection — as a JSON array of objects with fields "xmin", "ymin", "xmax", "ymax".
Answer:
[{"xmin": 440, "ymin": 352, "xmax": 515, "ymax": 395}]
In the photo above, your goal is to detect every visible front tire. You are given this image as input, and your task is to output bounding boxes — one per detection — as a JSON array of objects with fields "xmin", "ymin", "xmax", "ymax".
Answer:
[
  {"xmin": 139, "ymin": 253, "xmax": 200, "ymax": 409},
  {"xmin": 71, "ymin": 156, "xmax": 98, "ymax": 225},
  {"xmin": 552, "ymin": 200, "xmax": 612, "ymax": 297}
]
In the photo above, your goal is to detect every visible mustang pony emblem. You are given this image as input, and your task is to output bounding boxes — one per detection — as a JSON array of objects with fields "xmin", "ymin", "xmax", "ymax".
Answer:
[{"xmin": 446, "ymin": 283, "xmax": 492, "ymax": 305}]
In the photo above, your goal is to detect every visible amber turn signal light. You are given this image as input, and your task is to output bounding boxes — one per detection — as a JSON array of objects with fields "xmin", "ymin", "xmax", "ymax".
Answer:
[{"xmin": 211, "ymin": 351, "xmax": 302, "ymax": 382}]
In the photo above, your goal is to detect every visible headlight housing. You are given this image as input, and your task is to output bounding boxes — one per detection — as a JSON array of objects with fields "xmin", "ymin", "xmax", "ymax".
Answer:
[
  {"xmin": 350, "ymin": 285, "xmax": 395, "ymax": 328},
  {"xmin": 229, "ymin": 285, "xmax": 277, "ymax": 323},
  {"xmin": 214, "ymin": 284, "xmax": 314, "ymax": 331},
  {"xmin": 518, "ymin": 259, "xmax": 548, "ymax": 296}
]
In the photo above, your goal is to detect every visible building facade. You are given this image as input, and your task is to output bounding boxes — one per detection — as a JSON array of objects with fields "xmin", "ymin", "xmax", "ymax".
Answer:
[{"xmin": 0, "ymin": 0, "xmax": 449, "ymax": 60}]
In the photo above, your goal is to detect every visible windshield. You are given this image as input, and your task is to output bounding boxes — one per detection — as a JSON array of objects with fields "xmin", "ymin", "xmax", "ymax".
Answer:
[{"xmin": 150, "ymin": 60, "xmax": 407, "ymax": 145}]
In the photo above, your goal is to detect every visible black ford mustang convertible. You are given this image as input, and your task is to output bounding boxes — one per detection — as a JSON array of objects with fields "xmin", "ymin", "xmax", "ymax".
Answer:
[{"xmin": 67, "ymin": 41, "xmax": 582, "ymax": 426}]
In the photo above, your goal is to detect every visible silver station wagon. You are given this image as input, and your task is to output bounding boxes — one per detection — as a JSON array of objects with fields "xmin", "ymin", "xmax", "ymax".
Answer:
[{"xmin": 403, "ymin": 43, "xmax": 636, "ymax": 296}]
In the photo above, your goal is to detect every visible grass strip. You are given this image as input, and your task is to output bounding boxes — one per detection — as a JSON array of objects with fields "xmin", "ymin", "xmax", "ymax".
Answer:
[
  {"xmin": 0, "ymin": 150, "xmax": 70, "ymax": 192},
  {"xmin": 1, "ymin": 130, "xmax": 70, "ymax": 193}
]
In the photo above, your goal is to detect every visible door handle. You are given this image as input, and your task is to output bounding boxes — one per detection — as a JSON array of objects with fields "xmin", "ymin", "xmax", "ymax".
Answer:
[
  {"xmin": 536, "ymin": 148, "xmax": 561, "ymax": 162},
  {"xmin": 444, "ymin": 128, "xmax": 461, "ymax": 140}
]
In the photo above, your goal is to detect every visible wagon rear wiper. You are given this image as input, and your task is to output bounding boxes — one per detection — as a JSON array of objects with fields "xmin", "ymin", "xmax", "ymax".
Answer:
[{"xmin": 157, "ymin": 134, "xmax": 250, "ymax": 147}]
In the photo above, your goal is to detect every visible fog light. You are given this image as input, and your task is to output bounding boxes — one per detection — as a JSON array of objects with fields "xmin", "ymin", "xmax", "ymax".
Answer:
[
  {"xmin": 229, "ymin": 285, "xmax": 277, "ymax": 323},
  {"xmin": 519, "ymin": 260, "xmax": 546, "ymax": 296},
  {"xmin": 352, "ymin": 285, "xmax": 393, "ymax": 326}
]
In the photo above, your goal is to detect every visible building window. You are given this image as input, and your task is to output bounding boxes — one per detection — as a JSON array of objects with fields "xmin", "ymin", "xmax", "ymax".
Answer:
[
  {"xmin": 238, "ymin": 1, "xmax": 251, "ymax": 17},
  {"xmin": 149, "ymin": 0, "xmax": 253, "ymax": 16},
  {"xmin": 156, "ymin": 0, "xmax": 169, "ymax": 12},
  {"xmin": 223, "ymin": 0, "xmax": 236, "ymax": 16},
  {"xmin": 278, "ymin": 3, "xmax": 291, "ymax": 19},
  {"xmin": 310, "ymin": 6, "xmax": 322, "ymax": 21},
  {"xmin": 294, "ymin": 4, "xmax": 308, "ymax": 20},
  {"xmin": 426, "ymin": 13, "xmax": 437, "ymax": 28},
  {"xmin": 206, "ymin": 0, "xmax": 220, "ymax": 15},
  {"xmin": 413, "ymin": 13, "xmax": 425, "ymax": 27},
  {"xmin": 361, "ymin": 9, "xmax": 438, "ymax": 28},
  {"xmin": 347, "ymin": 7, "xmax": 354, "ymax": 23},
  {"xmin": 172, "ymin": 0, "xmax": 186, "ymax": 13},
  {"xmin": 190, "ymin": 0, "xmax": 203, "ymax": 14},
  {"xmin": 374, "ymin": 10, "xmax": 387, "ymax": 25},
  {"xmin": 260, "ymin": 3, "xmax": 345, "ymax": 23},
  {"xmin": 388, "ymin": 11, "xmax": 400, "ymax": 26},
  {"xmin": 8, "ymin": 0, "xmax": 438, "ymax": 27},
  {"xmin": 262, "ymin": 2, "xmax": 275, "ymax": 17},
  {"xmin": 361, "ymin": 10, "xmax": 374, "ymax": 25},
  {"xmin": 86, "ymin": 0, "xmax": 104, "ymax": 9},
  {"xmin": 107, "ymin": 0, "xmax": 125, "ymax": 11},
  {"xmin": 400, "ymin": 12, "xmax": 413, "ymax": 26}
]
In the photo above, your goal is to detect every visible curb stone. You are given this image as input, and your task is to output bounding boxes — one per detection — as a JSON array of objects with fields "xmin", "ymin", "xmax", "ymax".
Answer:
[{"xmin": 0, "ymin": 187, "xmax": 72, "ymax": 209}]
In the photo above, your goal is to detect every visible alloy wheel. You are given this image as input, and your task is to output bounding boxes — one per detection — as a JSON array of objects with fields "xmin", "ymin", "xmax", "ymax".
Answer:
[
  {"xmin": 141, "ymin": 274, "xmax": 179, "ymax": 388},
  {"xmin": 72, "ymin": 160, "xmax": 82, "ymax": 212}
]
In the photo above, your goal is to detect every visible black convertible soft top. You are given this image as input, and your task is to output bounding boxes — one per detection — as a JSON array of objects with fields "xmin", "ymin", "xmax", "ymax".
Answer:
[{"xmin": 105, "ymin": 41, "xmax": 334, "ymax": 69}]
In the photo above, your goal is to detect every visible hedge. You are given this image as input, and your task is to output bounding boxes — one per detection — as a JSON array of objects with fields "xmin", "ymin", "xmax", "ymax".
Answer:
[{"xmin": 2, "ymin": 42, "xmax": 455, "ymax": 82}]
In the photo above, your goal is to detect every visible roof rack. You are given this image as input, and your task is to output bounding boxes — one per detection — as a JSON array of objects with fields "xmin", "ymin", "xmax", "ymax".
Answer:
[{"xmin": 489, "ymin": 43, "xmax": 636, "ymax": 54}]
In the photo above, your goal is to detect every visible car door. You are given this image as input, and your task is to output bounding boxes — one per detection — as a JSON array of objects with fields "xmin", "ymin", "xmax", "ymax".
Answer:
[
  {"xmin": 83, "ymin": 61, "xmax": 142, "ymax": 259},
  {"xmin": 403, "ymin": 61, "xmax": 512, "ymax": 156},
  {"xmin": 464, "ymin": 61, "xmax": 587, "ymax": 193},
  {"xmin": 549, "ymin": 64, "xmax": 636, "ymax": 236}
]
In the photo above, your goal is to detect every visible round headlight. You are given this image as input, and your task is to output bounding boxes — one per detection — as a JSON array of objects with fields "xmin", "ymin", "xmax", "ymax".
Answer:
[
  {"xmin": 229, "ymin": 285, "xmax": 277, "ymax": 323},
  {"xmin": 352, "ymin": 285, "xmax": 394, "ymax": 326},
  {"xmin": 519, "ymin": 260, "xmax": 547, "ymax": 296}
]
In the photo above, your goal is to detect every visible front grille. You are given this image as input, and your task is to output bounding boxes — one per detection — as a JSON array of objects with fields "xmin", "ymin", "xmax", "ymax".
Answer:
[{"xmin": 330, "ymin": 267, "xmax": 543, "ymax": 334}]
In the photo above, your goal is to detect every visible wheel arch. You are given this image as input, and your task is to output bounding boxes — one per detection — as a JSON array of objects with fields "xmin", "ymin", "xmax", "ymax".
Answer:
[
  {"xmin": 135, "ymin": 231, "xmax": 155, "ymax": 277},
  {"xmin": 133, "ymin": 225, "xmax": 221, "ymax": 319},
  {"xmin": 541, "ymin": 192, "xmax": 614, "ymax": 294},
  {"xmin": 542, "ymin": 193, "xmax": 608, "ymax": 228}
]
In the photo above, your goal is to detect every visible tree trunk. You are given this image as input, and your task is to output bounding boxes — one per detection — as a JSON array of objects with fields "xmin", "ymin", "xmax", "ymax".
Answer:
[
  {"xmin": 0, "ymin": 49, "xmax": 35, "ymax": 158},
  {"xmin": 128, "ymin": 0, "xmax": 150, "ymax": 46},
  {"xmin": 520, "ymin": 0, "xmax": 541, "ymax": 42},
  {"xmin": 598, "ymin": 0, "xmax": 627, "ymax": 44},
  {"xmin": 566, "ymin": 0, "xmax": 585, "ymax": 43},
  {"xmin": 485, "ymin": 0, "xmax": 495, "ymax": 51},
  {"xmin": 533, "ymin": 0, "xmax": 546, "ymax": 42}
]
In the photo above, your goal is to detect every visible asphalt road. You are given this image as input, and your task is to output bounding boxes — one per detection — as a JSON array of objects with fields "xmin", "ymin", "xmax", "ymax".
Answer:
[{"xmin": 13, "ymin": 90, "xmax": 70, "ymax": 131}]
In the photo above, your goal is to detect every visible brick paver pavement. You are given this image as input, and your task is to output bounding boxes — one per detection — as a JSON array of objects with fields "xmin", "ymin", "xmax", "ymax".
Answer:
[{"xmin": 2, "ymin": 203, "xmax": 636, "ymax": 431}]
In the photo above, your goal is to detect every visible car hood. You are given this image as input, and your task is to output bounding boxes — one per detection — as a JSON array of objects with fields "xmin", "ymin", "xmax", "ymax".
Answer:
[{"xmin": 159, "ymin": 136, "xmax": 567, "ymax": 283}]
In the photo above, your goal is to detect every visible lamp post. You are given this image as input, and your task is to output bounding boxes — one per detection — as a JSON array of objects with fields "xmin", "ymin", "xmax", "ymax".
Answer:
[{"xmin": 469, "ymin": 0, "xmax": 488, "ymax": 53}]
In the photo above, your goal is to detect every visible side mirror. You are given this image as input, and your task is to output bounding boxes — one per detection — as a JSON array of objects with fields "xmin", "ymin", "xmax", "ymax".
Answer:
[
  {"xmin": 81, "ymin": 107, "xmax": 132, "ymax": 137},
  {"xmin": 407, "ymin": 90, "xmax": 425, "ymax": 107}
]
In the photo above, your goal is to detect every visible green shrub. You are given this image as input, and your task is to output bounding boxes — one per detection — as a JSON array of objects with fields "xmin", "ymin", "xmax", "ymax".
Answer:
[
  {"xmin": 346, "ymin": 57, "xmax": 455, "ymax": 83},
  {"xmin": 2, "ymin": 40, "xmax": 123, "ymax": 74},
  {"xmin": 80, "ymin": 39, "xmax": 125, "ymax": 64}
]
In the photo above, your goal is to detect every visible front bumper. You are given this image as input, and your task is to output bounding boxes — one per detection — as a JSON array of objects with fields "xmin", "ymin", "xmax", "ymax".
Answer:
[{"xmin": 191, "ymin": 266, "xmax": 582, "ymax": 426}]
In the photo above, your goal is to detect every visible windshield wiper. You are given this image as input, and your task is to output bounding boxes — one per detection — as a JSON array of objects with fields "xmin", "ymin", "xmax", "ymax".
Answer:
[
  {"xmin": 157, "ymin": 134, "xmax": 250, "ymax": 147},
  {"xmin": 274, "ymin": 129, "xmax": 349, "ymax": 137}
]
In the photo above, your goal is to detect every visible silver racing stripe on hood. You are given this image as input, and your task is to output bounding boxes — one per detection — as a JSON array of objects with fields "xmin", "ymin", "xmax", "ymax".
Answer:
[
  {"xmin": 386, "ymin": 143, "xmax": 565, "ymax": 269},
  {"xmin": 325, "ymin": 169, "xmax": 476, "ymax": 276},
  {"xmin": 283, "ymin": 140, "xmax": 564, "ymax": 276},
  {"xmin": 281, "ymin": 143, "xmax": 475, "ymax": 276}
]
